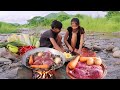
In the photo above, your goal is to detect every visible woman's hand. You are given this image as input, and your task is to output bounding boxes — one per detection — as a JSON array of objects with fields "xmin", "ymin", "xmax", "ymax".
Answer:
[
  {"xmin": 68, "ymin": 46, "xmax": 73, "ymax": 52},
  {"xmin": 77, "ymin": 49, "xmax": 82, "ymax": 54},
  {"xmin": 74, "ymin": 49, "xmax": 82, "ymax": 54}
]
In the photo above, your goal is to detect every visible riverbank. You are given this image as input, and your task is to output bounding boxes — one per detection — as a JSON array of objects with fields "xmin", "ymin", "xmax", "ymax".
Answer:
[{"xmin": 0, "ymin": 29, "xmax": 120, "ymax": 79}]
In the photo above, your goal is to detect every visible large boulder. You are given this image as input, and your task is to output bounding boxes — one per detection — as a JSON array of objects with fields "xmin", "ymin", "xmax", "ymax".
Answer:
[
  {"xmin": 112, "ymin": 47, "xmax": 119, "ymax": 52},
  {"xmin": 17, "ymin": 66, "xmax": 33, "ymax": 79},
  {"xmin": 0, "ymin": 50, "xmax": 20, "ymax": 61},
  {"xmin": 113, "ymin": 50, "xmax": 120, "ymax": 58},
  {"xmin": 106, "ymin": 45, "xmax": 114, "ymax": 51},
  {"xmin": 93, "ymin": 45, "xmax": 102, "ymax": 51}
]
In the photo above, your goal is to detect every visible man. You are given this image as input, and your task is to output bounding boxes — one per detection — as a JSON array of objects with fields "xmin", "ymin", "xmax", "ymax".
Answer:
[{"xmin": 40, "ymin": 20, "xmax": 65, "ymax": 53}]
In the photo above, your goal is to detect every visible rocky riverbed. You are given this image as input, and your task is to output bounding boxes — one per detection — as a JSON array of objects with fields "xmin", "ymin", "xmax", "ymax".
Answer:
[{"xmin": 0, "ymin": 29, "xmax": 120, "ymax": 79}]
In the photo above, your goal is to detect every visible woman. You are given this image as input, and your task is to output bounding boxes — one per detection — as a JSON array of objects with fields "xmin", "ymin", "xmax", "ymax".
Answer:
[{"xmin": 64, "ymin": 18, "xmax": 85, "ymax": 54}]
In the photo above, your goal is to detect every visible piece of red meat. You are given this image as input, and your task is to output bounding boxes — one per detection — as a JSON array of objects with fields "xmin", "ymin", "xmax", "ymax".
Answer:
[
  {"xmin": 76, "ymin": 62, "xmax": 90, "ymax": 70},
  {"xmin": 43, "ymin": 51, "xmax": 51, "ymax": 58},
  {"xmin": 69, "ymin": 70, "xmax": 80, "ymax": 78},
  {"xmin": 34, "ymin": 56, "xmax": 43, "ymax": 62},
  {"xmin": 89, "ymin": 68, "xmax": 103, "ymax": 79},
  {"xmin": 69, "ymin": 68, "xmax": 87, "ymax": 79},
  {"xmin": 69, "ymin": 61, "xmax": 103, "ymax": 79},
  {"xmin": 41, "ymin": 59, "xmax": 54, "ymax": 66},
  {"xmin": 90, "ymin": 65, "xmax": 102, "ymax": 70},
  {"xmin": 33, "ymin": 60, "xmax": 42, "ymax": 65},
  {"xmin": 76, "ymin": 62, "xmax": 86, "ymax": 68}
]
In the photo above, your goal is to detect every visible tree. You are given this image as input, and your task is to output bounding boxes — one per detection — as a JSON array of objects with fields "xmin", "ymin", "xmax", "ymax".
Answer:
[
  {"xmin": 75, "ymin": 14, "xmax": 84, "ymax": 19},
  {"xmin": 105, "ymin": 11, "xmax": 120, "ymax": 19},
  {"xmin": 27, "ymin": 16, "xmax": 44, "ymax": 25},
  {"xmin": 56, "ymin": 15, "xmax": 70, "ymax": 22}
]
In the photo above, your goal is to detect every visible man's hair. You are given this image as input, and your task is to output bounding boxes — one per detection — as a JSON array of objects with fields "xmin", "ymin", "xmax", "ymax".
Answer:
[
  {"xmin": 51, "ymin": 20, "xmax": 62, "ymax": 30},
  {"xmin": 71, "ymin": 18, "xmax": 80, "ymax": 25}
]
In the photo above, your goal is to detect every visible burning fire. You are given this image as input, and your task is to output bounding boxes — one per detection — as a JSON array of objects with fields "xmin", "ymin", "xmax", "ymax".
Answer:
[{"xmin": 33, "ymin": 70, "xmax": 55, "ymax": 79}]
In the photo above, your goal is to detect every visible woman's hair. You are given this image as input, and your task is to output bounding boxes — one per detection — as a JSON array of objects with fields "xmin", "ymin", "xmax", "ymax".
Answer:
[
  {"xmin": 71, "ymin": 18, "xmax": 80, "ymax": 25},
  {"xmin": 51, "ymin": 20, "xmax": 62, "ymax": 30}
]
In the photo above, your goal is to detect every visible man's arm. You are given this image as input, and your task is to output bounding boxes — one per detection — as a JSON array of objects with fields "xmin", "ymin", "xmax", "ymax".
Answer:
[{"xmin": 50, "ymin": 38, "xmax": 64, "ymax": 52}]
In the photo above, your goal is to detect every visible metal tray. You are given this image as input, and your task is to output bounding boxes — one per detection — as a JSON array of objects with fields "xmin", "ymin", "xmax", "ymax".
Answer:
[{"xmin": 21, "ymin": 47, "xmax": 66, "ymax": 70}]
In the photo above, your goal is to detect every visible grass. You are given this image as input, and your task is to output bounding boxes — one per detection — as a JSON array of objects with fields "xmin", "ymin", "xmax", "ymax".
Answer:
[
  {"xmin": 0, "ymin": 22, "xmax": 18, "ymax": 33},
  {"xmin": 1, "ymin": 15, "xmax": 120, "ymax": 33},
  {"xmin": 62, "ymin": 16, "xmax": 120, "ymax": 33}
]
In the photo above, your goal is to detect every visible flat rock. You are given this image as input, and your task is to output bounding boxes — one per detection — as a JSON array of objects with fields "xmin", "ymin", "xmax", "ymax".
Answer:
[
  {"xmin": 9, "ymin": 62, "xmax": 22, "ymax": 68},
  {"xmin": 113, "ymin": 50, "xmax": 120, "ymax": 58},
  {"xmin": 2, "ymin": 65, "xmax": 11, "ymax": 71},
  {"xmin": 112, "ymin": 47, "xmax": 119, "ymax": 52},
  {"xmin": 106, "ymin": 45, "xmax": 114, "ymax": 51},
  {"xmin": 0, "ymin": 58, "xmax": 12, "ymax": 64},
  {"xmin": 0, "ymin": 68, "xmax": 18, "ymax": 79},
  {"xmin": 17, "ymin": 66, "xmax": 33, "ymax": 79}
]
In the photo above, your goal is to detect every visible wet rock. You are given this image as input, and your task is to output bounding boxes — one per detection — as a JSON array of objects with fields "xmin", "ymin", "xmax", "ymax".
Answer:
[
  {"xmin": 17, "ymin": 66, "xmax": 33, "ymax": 79},
  {"xmin": 112, "ymin": 47, "xmax": 119, "ymax": 52},
  {"xmin": 106, "ymin": 45, "xmax": 114, "ymax": 51},
  {"xmin": 117, "ymin": 76, "xmax": 120, "ymax": 79},
  {"xmin": 54, "ymin": 68, "xmax": 66, "ymax": 79},
  {"xmin": 0, "ymin": 47, "xmax": 7, "ymax": 57},
  {"xmin": 2, "ymin": 65, "xmax": 11, "ymax": 71},
  {"xmin": 10, "ymin": 62, "xmax": 22, "ymax": 68},
  {"xmin": 1, "ymin": 51, "xmax": 20, "ymax": 61},
  {"xmin": 0, "ymin": 68, "xmax": 3, "ymax": 73},
  {"xmin": 93, "ymin": 45, "xmax": 101, "ymax": 51},
  {"xmin": 0, "ymin": 68, "xmax": 18, "ymax": 79},
  {"xmin": 113, "ymin": 50, "xmax": 120, "ymax": 58},
  {"xmin": 0, "ymin": 58, "xmax": 12, "ymax": 65},
  {"xmin": 0, "ymin": 77, "xmax": 8, "ymax": 79}
]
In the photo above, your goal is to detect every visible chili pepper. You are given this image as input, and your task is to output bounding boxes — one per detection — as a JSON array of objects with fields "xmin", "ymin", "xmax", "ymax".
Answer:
[{"xmin": 18, "ymin": 46, "xmax": 36, "ymax": 55}]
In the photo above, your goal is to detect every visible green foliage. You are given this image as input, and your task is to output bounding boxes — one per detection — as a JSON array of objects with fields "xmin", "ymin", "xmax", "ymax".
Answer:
[
  {"xmin": 0, "ymin": 22, "xmax": 18, "ymax": 33},
  {"xmin": 1, "ymin": 11, "xmax": 120, "ymax": 33},
  {"xmin": 56, "ymin": 15, "xmax": 70, "ymax": 22},
  {"xmin": 45, "ymin": 11, "xmax": 69, "ymax": 19},
  {"xmin": 105, "ymin": 11, "xmax": 120, "ymax": 19},
  {"xmin": 74, "ymin": 14, "xmax": 84, "ymax": 19}
]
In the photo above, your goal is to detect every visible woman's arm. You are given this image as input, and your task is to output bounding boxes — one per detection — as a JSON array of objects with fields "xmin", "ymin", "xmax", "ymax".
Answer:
[
  {"xmin": 79, "ymin": 34, "xmax": 84, "ymax": 51},
  {"xmin": 50, "ymin": 38, "xmax": 64, "ymax": 53},
  {"xmin": 64, "ymin": 31, "xmax": 73, "ymax": 52}
]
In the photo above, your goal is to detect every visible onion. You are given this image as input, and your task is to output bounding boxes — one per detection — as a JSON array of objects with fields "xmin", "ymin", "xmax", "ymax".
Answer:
[
  {"xmin": 54, "ymin": 57, "xmax": 61, "ymax": 64},
  {"xmin": 38, "ymin": 52, "xmax": 43, "ymax": 57}
]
